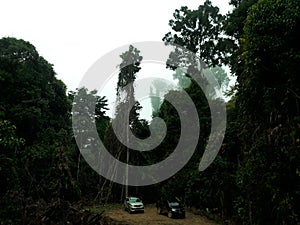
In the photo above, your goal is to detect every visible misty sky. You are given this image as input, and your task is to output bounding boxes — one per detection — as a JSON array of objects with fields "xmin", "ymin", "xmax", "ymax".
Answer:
[{"xmin": 1, "ymin": 0, "xmax": 233, "ymax": 120}]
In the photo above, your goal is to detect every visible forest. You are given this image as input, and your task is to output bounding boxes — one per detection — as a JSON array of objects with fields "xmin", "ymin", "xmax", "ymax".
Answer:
[{"xmin": 0, "ymin": 0, "xmax": 299, "ymax": 224}]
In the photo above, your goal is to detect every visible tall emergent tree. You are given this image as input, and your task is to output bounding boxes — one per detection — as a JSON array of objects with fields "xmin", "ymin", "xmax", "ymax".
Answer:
[
  {"xmin": 117, "ymin": 45, "xmax": 143, "ymax": 198},
  {"xmin": 155, "ymin": 1, "xmax": 227, "ymax": 214},
  {"xmin": 102, "ymin": 45, "xmax": 144, "ymax": 201},
  {"xmin": 162, "ymin": 0, "xmax": 232, "ymax": 98},
  {"xmin": 163, "ymin": 0, "xmax": 233, "ymax": 67},
  {"xmin": 157, "ymin": 0, "xmax": 235, "ymax": 218}
]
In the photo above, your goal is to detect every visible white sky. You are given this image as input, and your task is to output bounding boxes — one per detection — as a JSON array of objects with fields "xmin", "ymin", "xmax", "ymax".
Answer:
[{"xmin": 1, "ymin": 0, "xmax": 233, "ymax": 119}]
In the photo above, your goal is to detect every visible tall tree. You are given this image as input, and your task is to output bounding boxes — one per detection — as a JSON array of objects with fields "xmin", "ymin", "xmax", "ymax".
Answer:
[
  {"xmin": 70, "ymin": 87, "xmax": 110, "ymax": 198},
  {"xmin": 156, "ymin": 0, "xmax": 238, "ymax": 219},
  {"xmin": 117, "ymin": 45, "xmax": 142, "ymax": 198},
  {"xmin": 163, "ymin": 0, "xmax": 233, "ymax": 67},
  {"xmin": 102, "ymin": 45, "xmax": 145, "ymax": 201}
]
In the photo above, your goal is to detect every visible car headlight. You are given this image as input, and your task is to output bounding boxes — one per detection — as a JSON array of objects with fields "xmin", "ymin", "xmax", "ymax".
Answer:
[{"xmin": 171, "ymin": 208, "xmax": 176, "ymax": 212}]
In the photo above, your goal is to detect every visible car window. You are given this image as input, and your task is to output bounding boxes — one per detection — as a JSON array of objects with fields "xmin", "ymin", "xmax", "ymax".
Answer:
[
  {"xmin": 129, "ymin": 197, "xmax": 141, "ymax": 203},
  {"xmin": 169, "ymin": 202, "xmax": 179, "ymax": 206}
]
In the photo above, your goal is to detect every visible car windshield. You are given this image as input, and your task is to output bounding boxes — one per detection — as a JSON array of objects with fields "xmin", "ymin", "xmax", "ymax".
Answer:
[
  {"xmin": 129, "ymin": 198, "xmax": 141, "ymax": 203},
  {"xmin": 169, "ymin": 202, "xmax": 181, "ymax": 208}
]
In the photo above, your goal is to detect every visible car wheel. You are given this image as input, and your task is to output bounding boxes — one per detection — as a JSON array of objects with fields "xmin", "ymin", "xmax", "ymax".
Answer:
[
  {"xmin": 167, "ymin": 211, "xmax": 172, "ymax": 218},
  {"xmin": 157, "ymin": 207, "xmax": 161, "ymax": 215}
]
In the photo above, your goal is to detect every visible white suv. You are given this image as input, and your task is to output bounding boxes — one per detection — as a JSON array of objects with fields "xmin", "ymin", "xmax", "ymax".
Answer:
[{"xmin": 124, "ymin": 197, "xmax": 144, "ymax": 213}]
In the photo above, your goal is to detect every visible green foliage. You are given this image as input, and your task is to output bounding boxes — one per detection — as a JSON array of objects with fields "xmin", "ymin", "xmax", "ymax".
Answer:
[
  {"xmin": 0, "ymin": 120, "xmax": 25, "ymax": 224},
  {"xmin": 231, "ymin": 0, "xmax": 300, "ymax": 223},
  {"xmin": 71, "ymin": 87, "xmax": 110, "ymax": 199},
  {"xmin": 0, "ymin": 120, "xmax": 24, "ymax": 150},
  {"xmin": 225, "ymin": 0, "xmax": 259, "ymax": 40},
  {"xmin": 0, "ymin": 37, "xmax": 70, "ymax": 143},
  {"xmin": 1, "ymin": 0, "xmax": 300, "ymax": 223},
  {"xmin": 210, "ymin": 66, "xmax": 230, "ymax": 91},
  {"xmin": 163, "ymin": 0, "xmax": 232, "ymax": 66},
  {"xmin": 224, "ymin": 0, "xmax": 259, "ymax": 77},
  {"xmin": 150, "ymin": 79, "xmax": 172, "ymax": 117},
  {"xmin": 117, "ymin": 45, "xmax": 142, "ymax": 96},
  {"xmin": 157, "ymin": 0, "xmax": 300, "ymax": 224},
  {"xmin": 156, "ymin": 0, "xmax": 236, "ymax": 219},
  {"xmin": 172, "ymin": 67, "xmax": 191, "ymax": 89},
  {"xmin": 0, "ymin": 37, "xmax": 84, "ymax": 223}
]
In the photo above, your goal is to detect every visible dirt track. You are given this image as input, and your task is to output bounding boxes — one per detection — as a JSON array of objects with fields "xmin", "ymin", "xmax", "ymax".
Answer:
[{"xmin": 105, "ymin": 205, "xmax": 218, "ymax": 225}]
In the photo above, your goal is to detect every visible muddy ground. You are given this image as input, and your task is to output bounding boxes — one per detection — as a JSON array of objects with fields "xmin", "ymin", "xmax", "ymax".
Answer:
[{"xmin": 105, "ymin": 205, "xmax": 218, "ymax": 225}]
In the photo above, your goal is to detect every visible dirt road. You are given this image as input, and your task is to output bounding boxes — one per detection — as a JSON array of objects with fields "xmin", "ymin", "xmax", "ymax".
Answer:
[{"xmin": 105, "ymin": 205, "xmax": 218, "ymax": 225}]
